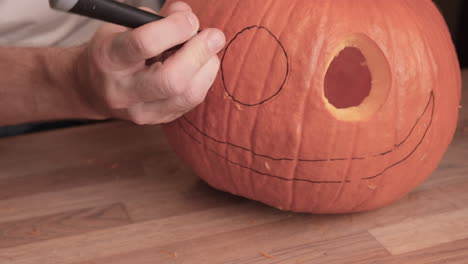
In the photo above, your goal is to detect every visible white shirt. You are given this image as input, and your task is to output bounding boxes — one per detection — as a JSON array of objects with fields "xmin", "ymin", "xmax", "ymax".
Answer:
[{"xmin": 0, "ymin": 0, "xmax": 162, "ymax": 47}]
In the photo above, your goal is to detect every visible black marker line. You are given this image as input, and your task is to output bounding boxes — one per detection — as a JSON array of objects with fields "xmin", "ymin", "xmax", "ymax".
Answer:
[
  {"xmin": 221, "ymin": 25, "xmax": 290, "ymax": 107},
  {"xmin": 178, "ymin": 25, "xmax": 436, "ymax": 184},
  {"xmin": 182, "ymin": 90, "xmax": 434, "ymax": 163},
  {"xmin": 362, "ymin": 92, "xmax": 435, "ymax": 180},
  {"xmin": 191, "ymin": 26, "xmax": 435, "ymax": 163},
  {"xmin": 178, "ymin": 120, "xmax": 351, "ymax": 184},
  {"xmin": 180, "ymin": 92, "xmax": 434, "ymax": 183}
]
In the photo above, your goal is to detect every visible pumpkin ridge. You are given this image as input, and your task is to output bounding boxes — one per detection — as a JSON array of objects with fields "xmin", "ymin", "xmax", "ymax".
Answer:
[
  {"xmin": 177, "ymin": 120, "xmax": 351, "ymax": 184},
  {"xmin": 221, "ymin": 25, "xmax": 290, "ymax": 107},
  {"xmin": 162, "ymin": 0, "xmax": 459, "ymax": 213},
  {"xmin": 288, "ymin": 0, "xmax": 330, "ymax": 211},
  {"xmin": 178, "ymin": 91, "xmax": 434, "ymax": 183},
  {"xmin": 362, "ymin": 92, "xmax": 435, "ymax": 180},
  {"xmin": 181, "ymin": 90, "xmax": 434, "ymax": 162},
  {"xmin": 207, "ymin": 0, "xmax": 239, "ymax": 194},
  {"xmin": 324, "ymin": 122, "xmax": 359, "ymax": 210},
  {"xmin": 226, "ymin": 0, "xmax": 274, "ymax": 109},
  {"xmin": 223, "ymin": 0, "xmax": 274, "ymax": 197}
]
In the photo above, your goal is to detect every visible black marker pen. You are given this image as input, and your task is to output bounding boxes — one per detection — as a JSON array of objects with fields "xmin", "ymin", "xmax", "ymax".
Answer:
[
  {"xmin": 49, "ymin": 0, "xmax": 195, "ymax": 55},
  {"xmin": 49, "ymin": 0, "xmax": 165, "ymax": 28}
]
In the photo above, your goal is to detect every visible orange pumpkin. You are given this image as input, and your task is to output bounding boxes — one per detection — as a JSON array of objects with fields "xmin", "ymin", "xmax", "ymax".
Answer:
[{"xmin": 162, "ymin": 0, "xmax": 461, "ymax": 213}]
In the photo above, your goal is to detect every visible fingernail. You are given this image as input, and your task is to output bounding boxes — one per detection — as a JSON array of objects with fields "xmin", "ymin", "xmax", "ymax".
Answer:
[{"xmin": 207, "ymin": 30, "xmax": 226, "ymax": 52}]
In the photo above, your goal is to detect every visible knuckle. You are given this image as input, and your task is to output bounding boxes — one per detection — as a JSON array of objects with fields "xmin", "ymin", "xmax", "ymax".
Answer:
[
  {"xmin": 182, "ymin": 88, "xmax": 207, "ymax": 108},
  {"xmin": 132, "ymin": 115, "xmax": 149, "ymax": 125},
  {"xmin": 89, "ymin": 38, "xmax": 113, "ymax": 71},
  {"xmin": 198, "ymin": 30, "xmax": 225, "ymax": 58},
  {"xmin": 192, "ymin": 92, "xmax": 207, "ymax": 105},
  {"xmin": 105, "ymin": 90, "xmax": 128, "ymax": 109},
  {"xmin": 187, "ymin": 35, "xmax": 221, "ymax": 68},
  {"xmin": 171, "ymin": 1, "xmax": 192, "ymax": 12},
  {"xmin": 190, "ymin": 46, "xmax": 210, "ymax": 67},
  {"xmin": 158, "ymin": 69, "xmax": 187, "ymax": 97},
  {"xmin": 131, "ymin": 111, "xmax": 152, "ymax": 125},
  {"xmin": 190, "ymin": 90, "xmax": 207, "ymax": 105},
  {"xmin": 128, "ymin": 31, "xmax": 151, "ymax": 58},
  {"xmin": 170, "ymin": 12, "xmax": 199, "ymax": 38}
]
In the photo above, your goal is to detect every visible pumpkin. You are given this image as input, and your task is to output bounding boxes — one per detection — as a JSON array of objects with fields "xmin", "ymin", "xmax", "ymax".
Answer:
[{"xmin": 162, "ymin": 0, "xmax": 461, "ymax": 213}]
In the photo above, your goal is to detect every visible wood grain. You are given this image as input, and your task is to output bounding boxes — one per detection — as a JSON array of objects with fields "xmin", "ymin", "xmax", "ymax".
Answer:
[
  {"xmin": 0, "ymin": 203, "xmax": 131, "ymax": 249},
  {"xmin": 0, "ymin": 69, "xmax": 466, "ymax": 264},
  {"xmin": 74, "ymin": 183, "xmax": 460, "ymax": 264},
  {"xmin": 77, "ymin": 217, "xmax": 390, "ymax": 264},
  {"xmin": 0, "ymin": 153, "xmax": 148, "ymax": 200},
  {"xmin": 370, "ymin": 238, "xmax": 468, "ymax": 264},
  {"xmin": 369, "ymin": 208, "xmax": 468, "ymax": 255},
  {"xmin": 0, "ymin": 204, "xmax": 291, "ymax": 264}
]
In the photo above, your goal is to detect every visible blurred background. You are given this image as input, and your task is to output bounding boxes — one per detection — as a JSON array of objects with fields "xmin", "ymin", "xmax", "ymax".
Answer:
[{"xmin": 434, "ymin": 0, "xmax": 467, "ymax": 68}]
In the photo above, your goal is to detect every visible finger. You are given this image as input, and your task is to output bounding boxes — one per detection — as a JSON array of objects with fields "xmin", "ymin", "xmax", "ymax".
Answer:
[
  {"xmin": 93, "ymin": 5, "xmax": 159, "ymax": 43},
  {"xmin": 146, "ymin": 28, "xmax": 225, "ymax": 99},
  {"xmin": 129, "ymin": 56, "xmax": 220, "ymax": 125},
  {"xmin": 96, "ymin": 23, "xmax": 128, "ymax": 36},
  {"xmin": 92, "ymin": 4, "xmax": 180, "ymax": 46},
  {"xmin": 169, "ymin": 55, "xmax": 220, "ymax": 112},
  {"xmin": 106, "ymin": 11, "xmax": 199, "ymax": 66},
  {"xmin": 138, "ymin": 6, "xmax": 156, "ymax": 13},
  {"xmin": 92, "ymin": 23, "xmax": 128, "ymax": 45},
  {"xmin": 162, "ymin": 28, "xmax": 225, "ymax": 81},
  {"xmin": 162, "ymin": 1, "xmax": 192, "ymax": 16},
  {"xmin": 90, "ymin": 6, "xmax": 156, "ymax": 65},
  {"xmin": 113, "ymin": 5, "xmax": 190, "ymax": 67}
]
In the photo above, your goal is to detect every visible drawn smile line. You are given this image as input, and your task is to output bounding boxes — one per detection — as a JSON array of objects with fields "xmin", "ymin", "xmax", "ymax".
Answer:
[
  {"xmin": 181, "ymin": 91, "xmax": 434, "ymax": 163},
  {"xmin": 179, "ymin": 92, "xmax": 435, "ymax": 183}
]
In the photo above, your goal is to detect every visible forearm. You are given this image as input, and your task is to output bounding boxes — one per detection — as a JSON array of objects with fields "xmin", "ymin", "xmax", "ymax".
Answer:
[
  {"xmin": 0, "ymin": 46, "xmax": 104, "ymax": 126},
  {"xmin": 0, "ymin": 2, "xmax": 225, "ymax": 127}
]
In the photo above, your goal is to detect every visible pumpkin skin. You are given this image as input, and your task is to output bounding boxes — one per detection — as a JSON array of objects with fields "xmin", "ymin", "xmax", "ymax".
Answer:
[{"xmin": 162, "ymin": 0, "xmax": 461, "ymax": 213}]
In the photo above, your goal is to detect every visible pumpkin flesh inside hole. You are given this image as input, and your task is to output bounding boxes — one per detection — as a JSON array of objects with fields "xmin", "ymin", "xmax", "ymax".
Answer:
[
  {"xmin": 322, "ymin": 35, "xmax": 391, "ymax": 122},
  {"xmin": 324, "ymin": 47, "xmax": 372, "ymax": 109}
]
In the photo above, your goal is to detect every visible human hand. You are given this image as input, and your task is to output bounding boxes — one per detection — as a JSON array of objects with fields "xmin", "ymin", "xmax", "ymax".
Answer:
[{"xmin": 74, "ymin": 1, "xmax": 225, "ymax": 124}]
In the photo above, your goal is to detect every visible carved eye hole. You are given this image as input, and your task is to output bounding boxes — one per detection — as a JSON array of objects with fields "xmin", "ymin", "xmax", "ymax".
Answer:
[
  {"xmin": 325, "ymin": 47, "xmax": 372, "ymax": 109},
  {"xmin": 323, "ymin": 34, "xmax": 392, "ymax": 121}
]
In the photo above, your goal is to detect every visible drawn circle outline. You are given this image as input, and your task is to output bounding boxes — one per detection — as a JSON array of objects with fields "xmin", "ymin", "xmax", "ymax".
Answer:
[{"xmin": 221, "ymin": 25, "xmax": 290, "ymax": 107}]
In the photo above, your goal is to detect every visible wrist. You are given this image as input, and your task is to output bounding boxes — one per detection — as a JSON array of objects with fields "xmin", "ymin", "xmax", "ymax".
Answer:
[{"xmin": 62, "ymin": 45, "xmax": 110, "ymax": 120}]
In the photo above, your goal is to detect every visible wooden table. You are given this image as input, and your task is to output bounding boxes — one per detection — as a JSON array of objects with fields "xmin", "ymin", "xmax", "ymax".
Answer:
[{"xmin": 0, "ymin": 70, "xmax": 467, "ymax": 264}]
